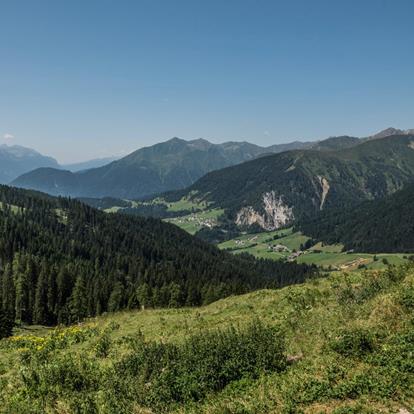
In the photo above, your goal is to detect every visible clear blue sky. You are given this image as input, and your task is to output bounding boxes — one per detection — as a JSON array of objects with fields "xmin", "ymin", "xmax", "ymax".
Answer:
[{"xmin": 1, "ymin": 0, "xmax": 413, "ymax": 163}]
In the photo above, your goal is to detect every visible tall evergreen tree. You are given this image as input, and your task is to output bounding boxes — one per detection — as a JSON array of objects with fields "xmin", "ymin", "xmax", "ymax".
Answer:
[
  {"xmin": 33, "ymin": 261, "xmax": 49, "ymax": 325},
  {"xmin": 108, "ymin": 282, "xmax": 124, "ymax": 313},
  {"xmin": 0, "ymin": 309, "xmax": 13, "ymax": 339},
  {"xmin": 1, "ymin": 264, "xmax": 15, "ymax": 320},
  {"xmin": 13, "ymin": 254, "xmax": 30, "ymax": 324},
  {"xmin": 69, "ymin": 276, "xmax": 88, "ymax": 323}
]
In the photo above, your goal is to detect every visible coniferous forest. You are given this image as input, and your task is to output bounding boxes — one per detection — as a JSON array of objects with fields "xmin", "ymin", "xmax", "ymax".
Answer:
[
  {"xmin": 0, "ymin": 185, "xmax": 315, "ymax": 330},
  {"xmin": 297, "ymin": 183, "xmax": 414, "ymax": 253}
]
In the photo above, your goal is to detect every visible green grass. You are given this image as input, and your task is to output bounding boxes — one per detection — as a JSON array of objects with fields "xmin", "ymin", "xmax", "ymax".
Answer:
[
  {"xmin": 310, "ymin": 241, "xmax": 344, "ymax": 253},
  {"xmin": 165, "ymin": 208, "xmax": 225, "ymax": 234},
  {"xmin": 218, "ymin": 229, "xmax": 411, "ymax": 271},
  {"xmin": 164, "ymin": 195, "xmax": 210, "ymax": 212},
  {"xmin": 102, "ymin": 195, "xmax": 210, "ymax": 216},
  {"xmin": 1, "ymin": 265, "xmax": 414, "ymax": 413}
]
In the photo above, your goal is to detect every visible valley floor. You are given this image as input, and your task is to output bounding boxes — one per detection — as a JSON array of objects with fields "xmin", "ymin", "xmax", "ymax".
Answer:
[
  {"xmin": 1, "ymin": 265, "xmax": 414, "ymax": 413},
  {"xmin": 218, "ymin": 227, "xmax": 410, "ymax": 271}
]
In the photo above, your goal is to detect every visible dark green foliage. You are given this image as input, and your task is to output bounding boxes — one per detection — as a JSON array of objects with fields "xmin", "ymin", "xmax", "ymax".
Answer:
[
  {"xmin": 0, "ymin": 185, "xmax": 316, "ymax": 325},
  {"xmin": 13, "ymin": 321, "xmax": 286, "ymax": 412},
  {"xmin": 0, "ymin": 309, "xmax": 13, "ymax": 339},
  {"xmin": 298, "ymin": 182, "xmax": 414, "ymax": 253},
  {"xmin": 118, "ymin": 321, "xmax": 286, "ymax": 408},
  {"xmin": 399, "ymin": 284, "xmax": 414, "ymax": 310},
  {"xmin": 330, "ymin": 328, "xmax": 377, "ymax": 357}
]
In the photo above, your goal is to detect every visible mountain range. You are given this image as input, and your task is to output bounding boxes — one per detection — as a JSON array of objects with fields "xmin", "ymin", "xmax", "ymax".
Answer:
[
  {"xmin": 10, "ymin": 127, "xmax": 405, "ymax": 199},
  {"xmin": 163, "ymin": 134, "xmax": 414, "ymax": 231},
  {"xmin": 11, "ymin": 137, "xmax": 314, "ymax": 199}
]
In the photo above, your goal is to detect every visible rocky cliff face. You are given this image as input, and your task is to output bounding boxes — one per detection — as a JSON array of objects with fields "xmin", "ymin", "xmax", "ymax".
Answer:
[
  {"xmin": 235, "ymin": 192, "xmax": 294, "ymax": 230},
  {"xmin": 317, "ymin": 176, "xmax": 330, "ymax": 210}
]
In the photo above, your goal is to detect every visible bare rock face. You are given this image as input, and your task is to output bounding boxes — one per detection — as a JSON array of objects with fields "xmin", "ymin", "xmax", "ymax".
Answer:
[
  {"xmin": 317, "ymin": 176, "xmax": 330, "ymax": 210},
  {"xmin": 235, "ymin": 191, "xmax": 294, "ymax": 230}
]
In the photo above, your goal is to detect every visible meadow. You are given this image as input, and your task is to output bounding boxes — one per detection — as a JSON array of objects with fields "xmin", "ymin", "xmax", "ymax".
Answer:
[
  {"xmin": 1, "ymin": 264, "xmax": 413, "ymax": 413},
  {"xmin": 218, "ymin": 228, "xmax": 411, "ymax": 271}
]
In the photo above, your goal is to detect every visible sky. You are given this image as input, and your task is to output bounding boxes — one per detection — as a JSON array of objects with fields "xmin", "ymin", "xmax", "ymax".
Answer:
[{"xmin": 1, "ymin": 0, "xmax": 414, "ymax": 163}]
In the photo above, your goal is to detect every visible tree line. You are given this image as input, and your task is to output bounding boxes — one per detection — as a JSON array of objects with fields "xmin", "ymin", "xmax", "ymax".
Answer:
[{"xmin": 297, "ymin": 183, "xmax": 414, "ymax": 253}]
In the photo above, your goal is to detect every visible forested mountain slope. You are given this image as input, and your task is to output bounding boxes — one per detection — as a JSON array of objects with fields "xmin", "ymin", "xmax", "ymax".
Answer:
[
  {"xmin": 297, "ymin": 183, "xmax": 414, "ymax": 253},
  {"xmin": 167, "ymin": 135, "xmax": 414, "ymax": 230},
  {"xmin": 0, "ymin": 185, "xmax": 315, "ymax": 327}
]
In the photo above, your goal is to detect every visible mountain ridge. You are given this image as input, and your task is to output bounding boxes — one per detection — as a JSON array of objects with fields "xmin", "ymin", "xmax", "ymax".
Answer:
[
  {"xmin": 10, "ymin": 127, "xmax": 414, "ymax": 200},
  {"xmin": 163, "ymin": 134, "xmax": 414, "ymax": 231},
  {"xmin": 11, "ymin": 137, "xmax": 317, "ymax": 199}
]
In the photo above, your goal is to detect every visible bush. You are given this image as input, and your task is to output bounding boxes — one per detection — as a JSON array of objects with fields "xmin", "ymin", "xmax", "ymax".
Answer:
[
  {"xmin": 399, "ymin": 284, "xmax": 414, "ymax": 310},
  {"xmin": 115, "ymin": 320, "xmax": 286, "ymax": 409},
  {"xmin": 330, "ymin": 328, "xmax": 377, "ymax": 357}
]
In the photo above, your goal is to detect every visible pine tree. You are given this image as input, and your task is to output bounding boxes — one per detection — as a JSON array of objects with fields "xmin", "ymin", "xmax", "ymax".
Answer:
[
  {"xmin": 0, "ymin": 309, "xmax": 13, "ymax": 339},
  {"xmin": 1, "ymin": 264, "xmax": 15, "ymax": 320},
  {"xmin": 169, "ymin": 282, "xmax": 182, "ymax": 308},
  {"xmin": 136, "ymin": 283, "xmax": 151, "ymax": 309},
  {"xmin": 69, "ymin": 276, "xmax": 88, "ymax": 323},
  {"xmin": 33, "ymin": 261, "xmax": 49, "ymax": 325},
  {"xmin": 108, "ymin": 282, "xmax": 124, "ymax": 312},
  {"xmin": 13, "ymin": 254, "xmax": 30, "ymax": 324}
]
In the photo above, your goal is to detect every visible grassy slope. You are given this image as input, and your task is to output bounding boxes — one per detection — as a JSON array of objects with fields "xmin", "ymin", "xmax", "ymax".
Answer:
[
  {"xmin": 165, "ymin": 208, "xmax": 225, "ymax": 234},
  {"xmin": 218, "ymin": 228, "xmax": 410, "ymax": 270},
  {"xmin": 1, "ymin": 266, "xmax": 414, "ymax": 413}
]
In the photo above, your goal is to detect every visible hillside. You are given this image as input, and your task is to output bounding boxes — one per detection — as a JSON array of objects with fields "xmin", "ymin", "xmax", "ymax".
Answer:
[
  {"xmin": 1, "ymin": 264, "xmax": 413, "ymax": 413},
  {"xmin": 297, "ymin": 183, "xmax": 414, "ymax": 253},
  {"xmin": 163, "ymin": 134, "xmax": 414, "ymax": 231},
  {"xmin": 0, "ymin": 185, "xmax": 314, "ymax": 327},
  {"xmin": 0, "ymin": 144, "xmax": 59, "ymax": 184}
]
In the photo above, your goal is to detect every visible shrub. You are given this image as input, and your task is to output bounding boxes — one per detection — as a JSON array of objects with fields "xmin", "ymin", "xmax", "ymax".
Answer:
[
  {"xmin": 330, "ymin": 328, "xmax": 377, "ymax": 357},
  {"xmin": 94, "ymin": 332, "xmax": 111, "ymax": 358},
  {"xmin": 399, "ymin": 284, "xmax": 414, "ymax": 310},
  {"xmin": 115, "ymin": 320, "xmax": 286, "ymax": 409}
]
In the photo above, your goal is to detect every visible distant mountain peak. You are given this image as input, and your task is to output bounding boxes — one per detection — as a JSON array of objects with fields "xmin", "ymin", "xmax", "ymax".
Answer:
[
  {"xmin": 0, "ymin": 144, "xmax": 59, "ymax": 184},
  {"xmin": 368, "ymin": 127, "xmax": 414, "ymax": 140}
]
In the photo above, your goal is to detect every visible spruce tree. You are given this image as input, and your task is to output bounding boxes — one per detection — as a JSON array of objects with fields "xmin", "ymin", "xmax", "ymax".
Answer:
[
  {"xmin": 33, "ymin": 261, "xmax": 49, "ymax": 325},
  {"xmin": 69, "ymin": 276, "xmax": 88, "ymax": 323}
]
